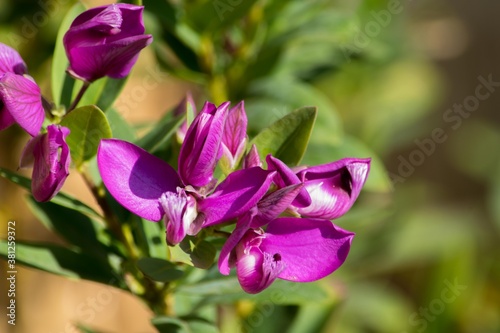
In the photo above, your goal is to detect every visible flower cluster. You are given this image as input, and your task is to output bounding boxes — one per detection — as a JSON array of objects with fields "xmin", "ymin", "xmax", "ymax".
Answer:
[
  {"xmin": 98, "ymin": 100, "xmax": 370, "ymax": 293},
  {"xmin": 0, "ymin": 43, "xmax": 70, "ymax": 202}
]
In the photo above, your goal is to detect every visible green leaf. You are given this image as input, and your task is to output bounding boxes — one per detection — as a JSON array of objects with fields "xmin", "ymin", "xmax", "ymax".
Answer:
[
  {"xmin": 135, "ymin": 111, "xmax": 185, "ymax": 153},
  {"xmin": 0, "ymin": 240, "xmax": 122, "ymax": 287},
  {"xmin": 51, "ymin": 2, "xmax": 86, "ymax": 106},
  {"xmin": 251, "ymin": 106, "xmax": 317, "ymax": 166},
  {"xmin": 247, "ymin": 77, "xmax": 343, "ymax": 143},
  {"xmin": 169, "ymin": 237, "xmax": 216, "ymax": 269},
  {"xmin": 177, "ymin": 278, "xmax": 333, "ymax": 305},
  {"xmin": 0, "ymin": 167, "xmax": 102, "ymax": 219},
  {"xmin": 27, "ymin": 197, "xmax": 113, "ymax": 259},
  {"xmin": 302, "ymin": 135, "xmax": 393, "ymax": 193},
  {"xmin": 106, "ymin": 108, "xmax": 137, "ymax": 142},
  {"xmin": 187, "ymin": 0, "xmax": 259, "ymax": 32},
  {"xmin": 287, "ymin": 302, "xmax": 337, "ymax": 333},
  {"xmin": 73, "ymin": 77, "xmax": 128, "ymax": 112},
  {"xmin": 133, "ymin": 218, "xmax": 168, "ymax": 259},
  {"xmin": 137, "ymin": 257, "xmax": 184, "ymax": 282},
  {"xmin": 152, "ymin": 316, "xmax": 218, "ymax": 333},
  {"xmin": 60, "ymin": 105, "xmax": 112, "ymax": 168},
  {"xmin": 76, "ymin": 324, "xmax": 108, "ymax": 333},
  {"xmin": 95, "ymin": 78, "xmax": 128, "ymax": 112}
]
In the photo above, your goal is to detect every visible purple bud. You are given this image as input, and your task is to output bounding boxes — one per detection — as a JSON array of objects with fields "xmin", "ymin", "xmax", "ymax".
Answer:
[
  {"xmin": 63, "ymin": 4, "xmax": 153, "ymax": 82},
  {"xmin": 243, "ymin": 144, "xmax": 261, "ymax": 169},
  {"xmin": 220, "ymin": 101, "xmax": 247, "ymax": 172},
  {"xmin": 178, "ymin": 101, "xmax": 229, "ymax": 188},
  {"xmin": 19, "ymin": 125, "xmax": 71, "ymax": 202}
]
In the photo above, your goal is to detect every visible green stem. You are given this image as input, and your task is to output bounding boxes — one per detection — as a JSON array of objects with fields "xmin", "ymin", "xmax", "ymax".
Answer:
[
  {"xmin": 67, "ymin": 81, "xmax": 90, "ymax": 113},
  {"xmin": 80, "ymin": 169, "xmax": 169, "ymax": 313}
]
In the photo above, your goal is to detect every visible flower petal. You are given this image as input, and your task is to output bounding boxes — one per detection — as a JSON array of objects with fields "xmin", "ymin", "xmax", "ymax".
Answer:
[
  {"xmin": 66, "ymin": 35, "xmax": 152, "ymax": 82},
  {"xmin": 30, "ymin": 125, "xmax": 71, "ymax": 202},
  {"xmin": 251, "ymin": 183, "xmax": 304, "ymax": 228},
  {"xmin": 0, "ymin": 73, "xmax": 44, "ymax": 136},
  {"xmin": 0, "ymin": 43, "xmax": 27, "ymax": 75},
  {"xmin": 243, "ymin": 144, "xmax": 261, "ymax": 169},
  {"xmin": 160, "ymin": 188, "xmax": 197, "ymax": 246},
  {"xmin": 266, "ymin": 155, "xmax": 311, "ymax": 208},
  {"xmin": 97, "ymin": 139, "xmax": 181, "ymax": 221},
  {"xmin": 222, "ymin": 101, "xmax": 247, "ymax": 156},
  {"xmin": 218, "ymin": 212, "xmax": 254, "ymax": 275},
  {"xmin": 235, "ymin": 229, "xmax": 285, "ymax": 294},
  {"xmin": 296, "ymin": 158, "xmax": 370, "ymax": 219},
  {"xmin": 261, "ymin": 217, "xmax": 354, "ymax": 282},
  {"xmin": 199, "ymin": 167, "xmax": 275, "ymax": 227},
  {"xmin": 179, "ymin": 101, "xmax": 229, "ymax": 187}
]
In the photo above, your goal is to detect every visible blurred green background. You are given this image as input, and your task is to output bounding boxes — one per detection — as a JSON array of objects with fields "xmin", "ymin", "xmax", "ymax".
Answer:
[{"xmin": 1, "ymin": 0, "xmax": 499, "ymax": 332}]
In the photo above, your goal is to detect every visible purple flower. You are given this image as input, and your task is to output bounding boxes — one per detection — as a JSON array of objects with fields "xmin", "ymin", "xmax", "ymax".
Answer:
[
  {"xmin": 220, "ymin": 101, "xmax": 247, "ymax": 172},
  {"xmin": 0, "ymin": 72, "xmax": 44, "ymax": 136},
  {"xmin": 268, "ymin": 155, "xmax": 371, "ymax": 220},
  {"xmin": 0, "ymin": 43, "xmax": 27, "ymax": 75},
  {"xmin": 295, "ymin": 158, "xmax": 371, "ymax": 219},
  {"xmin": 97, "ymin": 102, "xmax": 275, "ymax": 245},
  {"xmin": 19, "ymin": 125, "xmax": 71, "ymax": 202},
  {"xmin": 219, "ymin": 217, "xmax": 354, "ymax": 294},
  {"xmin": 63, "ymin": 4, "xmax": 153, "ymax": 82}
]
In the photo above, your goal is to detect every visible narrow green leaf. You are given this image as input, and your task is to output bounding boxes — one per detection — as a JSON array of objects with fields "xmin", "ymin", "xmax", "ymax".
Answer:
[
  {"xmin": 106, "ymin": 108, "xmax": 137, "ymax": 142},
  {"xmin": 177, "ymin": 278, "xmax": 333, "ymax": 305},
  {"xmin": 169, "ymin": 237, "xmax": 216, "ymax": 269},
  {"xmin": 0, "ymin": 167, "xmax": 102, "ymax": 219},
  {"xmin": 60, "ymin": 105, "xmax": 112, "ymax": 167},
  {"xmin": 137, "ymin": 257, "xmax": 184, "ymax": 282},
  {"xmin": 247, "ymin": 77, "xmax": 343, "ymax": 144},
  {"xmin": 152, "ymin": 316, "xmax": 218, "ymax": 333},
  {"xmin": 187, "ymin": 0, "xmax": 259, "ymax": 32},
  {"xmin": 51, "ymin": 3, "xmax": 86, "ymax": 106},
  {"xmin": 151, "ymin": 316, "xmax": 188, "ymax": 333},
  {"xmin": 27, "ymin": 197, "xmax": 112, "ymax": 258},
  {"xmin": 0, "ymin": 240, "xmax": 121, "ymax": 287},
  {"xmin": 251, "ymin": 106, "xmax": 317, "ymax": 166},
  {"xmin": 138, "ymin": 218, "xmax": 167, "ymax": 259},
  {"xmin": 135, "ymin": 112, "xmax": 185, "ymax": 153},
  {"xmin": 95, "ymin": 78, "xmax": 128, "ymax": 112},
  {"xmin": 287, "ymin": 301, "xmax": 337, "ymax": 333}
]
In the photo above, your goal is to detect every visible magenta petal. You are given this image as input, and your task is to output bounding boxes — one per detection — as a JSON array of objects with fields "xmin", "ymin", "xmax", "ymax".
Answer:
[
  {"xmin": 160, "ymin": 188, "xmax": 197, "ymax": 246},
  {"xmin": 97, "ymin": 139, "xmax": 181, "ymax": 221},
  {"xmin": 243, "ymin": 144, "xmax": 262, "ymax": 169},
  {"xmin": 0, "ymin": 73, "xmax": 44, "ymax": 136},
  {"xmin": 251, "ymin": 184, "xmax": 304, "ymax": 228},
  {"xmin": 296, "ymin": 158, "xmax": 371, "ymax": 219},
  {"xmin": 179, "ymin": 101, "xmax": 229, "ymax": 187},
  {"xmin": 66, "ymin": 35, "xmax": 152, "ymax": 82},
  {"xmin": 0, "ymin": 43, "xmax": 27, "ymax": 75},
  {"xmin": 221, "ymin": 101, "xmax": 247, "ymax": 168},
  {"xmin": 261, "ymin": 218, "xmax": 354, "ymax": 282},
  {"xmin": 199, "ymin": 167, "xmax": 275, "ymax": 227},
  {"xmin": 266, "ymin": 155, "xmax": 311, "ymax": 208},
  {"xmin": 30, "ymin": 125, "xmax": 71, "ymax": 202},
  {"xmin": 235, "ymin": 229, "xmax": 285, "ymax": 294},
  {"xmin": 218, "ymin": 212, "xmax": 254, "ymax": 275}
]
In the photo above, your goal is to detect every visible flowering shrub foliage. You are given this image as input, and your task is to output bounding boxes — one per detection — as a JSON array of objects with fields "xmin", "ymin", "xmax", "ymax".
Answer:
[{"xmin": 0, "ymin": 2, "xmax": 375, "ymax": 331}]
